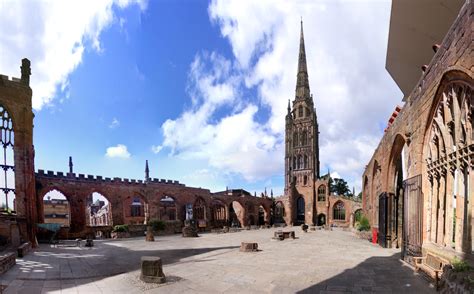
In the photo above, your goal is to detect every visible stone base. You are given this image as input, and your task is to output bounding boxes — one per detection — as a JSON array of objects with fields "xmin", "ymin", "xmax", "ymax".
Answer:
[
  {"xmin": 140, "ymin": 256, "xmax": 166, "ymax": 284},
  {"xmin": 0, "ymin": 252, "xmax": 16, "ymax": 274},
  {"xmin": 182, "ymin": 226, "xmax": 198, "ymax": 238},
  {"xmin": 17, "ymin": 242, "xmax": 31, "ymax": 257},
  {"xmin": 240, "ymin": 242, "xmax": 258, "ymax": 252}
]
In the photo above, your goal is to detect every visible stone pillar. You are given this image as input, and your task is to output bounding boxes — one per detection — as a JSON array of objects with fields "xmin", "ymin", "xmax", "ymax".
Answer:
[
  {"xmin": 431, "ymin": 175, "xmax": 439, "ymax": 243},
  {"xmin": 444, "ymin": 169, "xmax": 454, "ymax": 247},
  {"xmin": 140, "ymin": 256, "xmax": 166, "ymax": 283},
  {"xmin": 437, "ymin": 172, "xmax": 446, "ymax": 246}
]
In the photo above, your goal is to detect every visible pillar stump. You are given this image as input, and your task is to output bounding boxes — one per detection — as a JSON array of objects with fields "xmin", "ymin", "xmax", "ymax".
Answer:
[
  {"xmin": 146, "ymin": 226, "xmax": 155, "ymax": 242},
  {"xmin": 140, "ymin": 256, "xmax": 166, "ymax": 283},
  {"xmin": 182, "ymin": 220, "xmax": 198, "ymax": 237},
  {"xmin": 240, "ymin": 242, "xmax": 258, "ymax": 252}
]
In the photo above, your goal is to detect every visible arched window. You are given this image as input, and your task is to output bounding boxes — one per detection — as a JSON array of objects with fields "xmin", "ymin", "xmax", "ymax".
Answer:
[
  {"xmin": 193, "ymin": 197, "xmax": 206, "ymax": 220},
  {"xmin": 0, "ymin": 106, "xmax": 14, "ymax": 212},
  {"xmin": 333, "ymin": 201, "xmax": 345, "ymax": 220},
  {"xmin": 302, "ymin": 130, "xmax": 307, "ymax": 146},
  {"xmin": 131, "ymin": 197, "xmax": 143, "ymax": 217},
  {"xmin": 296, "ymin": 197, "xmax": 305, "ymax": 223},
  {"xmin": 318, "ymin": 185, "xmax": 326, "ymax": 201},
  {"xmin": 303, "ymin": 175, "xmax": 308, "ymax": 185},
  {"xmin": 293, "ymin": 132, "xmax": 298, "ymax": 147},
  {"xmin": 297, "ymin": 155, "xmax": 302, "ymax": 169},
  {"xmin": 160, "ymin": 196, "xmax": 176, "ymax": 221},
  {"xmin": 303, "ymin": 155, "xmax": 308, "ymax": 169},
  {"xmin": 292, "ymin": 156, "xmax": 296, "ymax": 170},
  {"xmin": 306, "ymin": 108, "xmax": 311, "ymax": 117},
  {"xmin": 298, "ymin": 105, "xmax": 303, "ymax": 118}
]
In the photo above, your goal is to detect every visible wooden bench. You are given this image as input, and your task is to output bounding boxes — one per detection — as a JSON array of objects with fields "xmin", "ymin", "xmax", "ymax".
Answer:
[{"xmin": 414, "ymin": 253, "xmax": 448, "ymax": 289}]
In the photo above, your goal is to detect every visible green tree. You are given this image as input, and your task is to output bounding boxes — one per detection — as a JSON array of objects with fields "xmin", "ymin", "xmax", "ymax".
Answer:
[{"xmin": 330, "ymin": 178, "xmax": 351, "ymax": 196}]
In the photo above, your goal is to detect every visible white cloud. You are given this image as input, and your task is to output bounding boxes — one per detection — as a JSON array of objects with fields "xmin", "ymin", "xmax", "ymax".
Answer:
[
  {"xmin": 161, "ymin": 0, "xmax": 403, "ymax": 189},
  {"xmin": 151, "ymin": 145, "xmax": 163, "ymax": 154},
  {"xmin": 109, "ymin": 118, "xmax": 120, "ymax": 129},
  {"xmin": 105, "ymin": 144, "xmax": 131, "ymax": 158},
  {"xmin": 0, "ymin": 0, "xmax": 147, "ymax": 110}
]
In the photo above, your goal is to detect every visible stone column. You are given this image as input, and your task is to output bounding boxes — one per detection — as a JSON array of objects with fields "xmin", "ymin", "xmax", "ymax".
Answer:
[
  {"xmin": 431, "ymin": 175, "xmax": 439, "ymax": 243},
  {"xmin": 444, "ymin": 169, "xmax": 454, "ymax": 247},
  {"xmin": 437, "ymin": 172, "xmax": 446, "ymax": 246}
]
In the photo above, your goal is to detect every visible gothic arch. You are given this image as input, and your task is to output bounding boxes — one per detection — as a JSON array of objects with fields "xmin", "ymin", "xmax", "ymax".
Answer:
[{"xmin": 422, "ymin": 70, "xmax": 473, "ymax": 253}]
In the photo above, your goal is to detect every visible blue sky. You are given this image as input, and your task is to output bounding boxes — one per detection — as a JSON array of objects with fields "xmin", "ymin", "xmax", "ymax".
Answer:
[{"xmin": 0, "ymin": 0, "xmax": 403, "ymax": 197}]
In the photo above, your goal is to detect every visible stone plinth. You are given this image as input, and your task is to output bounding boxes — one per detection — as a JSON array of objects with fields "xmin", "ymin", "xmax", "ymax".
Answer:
[
  {"xmin": 17, "ymin": 242, "xmax": 31, "ymax": 257},
  {"xmin": 240, "ymin": 242, "xmax": 258, "ymax": 252},
  {"xmin": 140, "ymin": 256, "xmax": 166, "ymax": 284},
  {"xmin": 146, "ymin": 226, "xmax": 155, "ymax": 242},
  {"xmin": 182, "ymin": 226, "xmax": 199, "ymax": 238},
  {"xmin": 0, "ymin": 253, "xmax": 16, "ymax": 274}
]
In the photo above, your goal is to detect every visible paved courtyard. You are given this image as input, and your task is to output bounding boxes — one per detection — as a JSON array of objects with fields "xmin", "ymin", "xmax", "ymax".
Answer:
[{"xmin": 1, "ymin": 228, "xmax": 435, "ymax": 293}]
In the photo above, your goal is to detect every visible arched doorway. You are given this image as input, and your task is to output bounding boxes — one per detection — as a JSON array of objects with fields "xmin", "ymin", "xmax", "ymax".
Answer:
[
  {"xmin": 42, "ymin": 190, "xmax": 70, "ymax": 227},
  {"xmin": 210, "ymin": 199, "xmax": 226, "ymax": 228},
  {"xmin": 87, "ymin": 192, "xmax": 112, "ymax": 226},
  {"xmin": 274, "ymin": 201, "xmax": 285, "ymax": 224},
  {"xmin": 296, "ymin": 196, "xmax": 305, "ymax": 225},
  {"xmin": 353, "ymin": 209, "xmax": 363, "ymax": 227},
  {"xmin": 229, "ymin": 201, "xmax": 243, "ymax": 227}
]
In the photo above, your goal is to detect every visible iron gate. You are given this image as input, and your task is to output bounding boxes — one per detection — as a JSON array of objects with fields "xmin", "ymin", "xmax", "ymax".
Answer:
[
  {"xmin": 378, "ymin": 192, "xmax": 389, "ymax": 248},
  {"xmin": 402, "ymin": 175, "xmax": 423, "ymax": 262}
]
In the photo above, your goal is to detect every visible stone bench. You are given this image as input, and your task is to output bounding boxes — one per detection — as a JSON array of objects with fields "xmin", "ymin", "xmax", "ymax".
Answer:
[
  {"xmin": 17, "ymin": 242, "xmax": 31, "ymax": 258},
  {"xmin": 140, "ymin": 256, "xmax": 166, "ymax": 283},
  {"xmin": 414, "ymin": 253, "xmax": 448, "ymax": 290},
  {"xmin": 240, "ymin": 242, "xmax": 258, "ymax": 252},
  {"xmin": 0, "ymin": 252, "xmax": 16, "ymax": 274}
]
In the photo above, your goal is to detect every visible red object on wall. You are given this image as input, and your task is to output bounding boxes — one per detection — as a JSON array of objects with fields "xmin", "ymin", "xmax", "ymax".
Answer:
[{"xmin": 372, "ymin": 228, "xmax": 378, "ymax": 244}]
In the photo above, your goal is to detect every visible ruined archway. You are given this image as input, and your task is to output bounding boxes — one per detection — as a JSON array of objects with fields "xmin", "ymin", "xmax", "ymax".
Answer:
[
  {"xmin": 274, "ymin": 201, "xmax": 285, "ymax": 224},
  {"xmin": 229, "ymin": 201, "xmax": 244, "ymax": 227},
  {"xmin": 123, "ymin": 194, "xmax": 148, "ymax": 225},
  {"xmin": 210, "ymin": 199, "xmax": 226, "ymax": 228},
  {"xmin": 87, "ymin": 192, "xmax": 112, "ymax": 227},
  {"xmin": 333, "ymin": 201, "xmax": 346, "ymax": 221},
  {"xmin": 317, "ymin": 213, "xmax": 326, "ymax": 226},
  {"xmin": 42, "ymin": 189, "xmax": 70, "ymax": 227},
  {"xmin": 159, "ymin": 195, "xmax": 177, "ymax": 221}
]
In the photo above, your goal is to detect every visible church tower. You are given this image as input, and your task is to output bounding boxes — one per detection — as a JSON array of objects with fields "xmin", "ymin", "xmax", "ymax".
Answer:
[{"xmin": 284, "ymin": 21, "xmax": 320, "ymax": 224}]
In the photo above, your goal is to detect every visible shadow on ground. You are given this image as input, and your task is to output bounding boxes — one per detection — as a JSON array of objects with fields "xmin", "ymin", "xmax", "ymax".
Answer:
[{"xmin": 297, "ymin": 252, "xmax": 435, "ymax": 294}]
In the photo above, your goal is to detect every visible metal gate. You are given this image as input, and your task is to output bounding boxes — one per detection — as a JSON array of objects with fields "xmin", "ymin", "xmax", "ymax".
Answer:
[
  {"xmin": 402, "ymin": 175, "xmax": 423, "ymax": 262},
  {"xmin": 378, "ymin": 193, "xmax": 389, "ymax": 247}
]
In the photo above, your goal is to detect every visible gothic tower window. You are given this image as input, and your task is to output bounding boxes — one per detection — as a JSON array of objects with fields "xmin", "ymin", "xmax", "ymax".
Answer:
[
  {"xmin": 304, "ymin": 155, "xmax": 308, "ymax": 169},
  {"xmin": 298, "ymin": 105, "xmax": 303, "ymax": 118},
  {"xmin": 306, "ymin": 108, "xmax": 310, "ymax": 117},
  {"xmin": 318, "ymin": 185, "xmax": 326, "ymax": 201},
  {"xmin": 297, "ymin": 155, "xmax": 302, "ymax": 169},
  {"xmin": 302, "ymin": 130, "xmax": 307, "ymax": 145},
  {"xmin": 293, "ymin": 156, "xmax": 296, "ymax": 170},
  {"xmin": 333, "ymin": 201, "xmax": 345, "ymax": 220},
  {"xmin": 0, "ymin": 105, "xmax": 14, "ymax": 211},
  {"xmin": 293, "ymin": 131, "xmax": 298, "ymax": 147}
]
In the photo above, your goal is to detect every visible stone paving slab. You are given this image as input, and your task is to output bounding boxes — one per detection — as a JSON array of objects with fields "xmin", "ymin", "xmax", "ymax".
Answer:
[{"xmin": 0, "ymin": 228, "xmax": 435, "ymax": 293}]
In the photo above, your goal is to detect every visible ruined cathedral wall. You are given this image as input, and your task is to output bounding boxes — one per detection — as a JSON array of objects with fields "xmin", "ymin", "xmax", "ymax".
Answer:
[{"xmin": 362, "ymin": 2, "xmax": 473, "ymax": 233}]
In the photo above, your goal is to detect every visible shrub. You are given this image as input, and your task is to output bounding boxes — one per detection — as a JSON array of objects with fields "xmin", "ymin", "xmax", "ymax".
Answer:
[
  {"xmin": 452, "ymin": 257, "xmax": 471, "ymax": 272},
  {"xmin": 357, "ymin": 216, "xmax": 370, "ymax": 232},
  {"xmin": 148, "ymin": 219, "xmax": 166, "ymax": 231},
  {"xmin": 112, "ymin": 224, "xmax": 129, "ymax": 233}
]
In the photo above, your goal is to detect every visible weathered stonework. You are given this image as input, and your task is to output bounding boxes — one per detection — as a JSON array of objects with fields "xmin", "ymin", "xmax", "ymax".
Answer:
[{"xmin": 362, "ymin": 1, "xmax": 473, "ymax": 264}]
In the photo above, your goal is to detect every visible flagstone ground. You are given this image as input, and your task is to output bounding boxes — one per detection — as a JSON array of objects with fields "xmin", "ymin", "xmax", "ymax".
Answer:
[{"xmin": 1, "ymin": 228, "xmax": 435, "ymax": 293}]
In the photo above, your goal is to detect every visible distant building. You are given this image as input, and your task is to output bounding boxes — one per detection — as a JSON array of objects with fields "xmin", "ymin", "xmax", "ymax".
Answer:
[
  {"xmin": 43, "ymin": 198, "xmax": 70, "ymax": 226},
  {"xmin": 87, "ymin": 199, "xmax": 111, "ymax": 226}
]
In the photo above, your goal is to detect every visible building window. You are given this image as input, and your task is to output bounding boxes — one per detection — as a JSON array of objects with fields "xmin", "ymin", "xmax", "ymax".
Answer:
[
  {"xmin": 303, "ymin": 155, "xmax": 308, "ymax": 169},
  {"xmin": 131, "ymin": 197, "xmax": 143, "ymax": 217},
  {"xmin": 333, "ymin": 201, "xmax": 345, "ymax": 220},
  {"xmin": 298, "ymin": 105, "xmax": 303, "ymax": 118},
  {"xmin": 318, "ymin": 185, "xmax": 326, "ymax": 201},
  {"xmin": 306, "ymin": 108, "xmax": 311, "ymax": 117},
  {"xmin": 0, "ymin": 105, "xmax": 14, "ymax": 211},
  {"xmin": 303, "ymin": 175, "xmax": 307, "ymax": 185},
  {"xmin": 293, "ymin": 132, "xmax": 298, "ymax": 147},
  {"xmin": 297, "ymin": 155, "xmax": 302, "ymax": 169},
  {"xmin": 302, "ymin": 130, "xmax": 307, "ymax": 146},
  {"xmin": 292, "ymin": 156, "xmax": 296, "ymax": 170}
]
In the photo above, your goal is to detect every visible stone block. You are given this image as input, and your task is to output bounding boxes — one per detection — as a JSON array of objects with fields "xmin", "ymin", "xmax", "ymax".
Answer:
[
  {"xmin": 240, "ymin": 242, "xmax": 258, "ymax": 252},
  {"xmin": 140, "ymin": 256, "xmax": 166, "ymax": 284},
  {"xmin": 0, "ymin": 252, "xmax": 16, "ymax": 274},
  {"xmin": 17, "ymin": 242, "xmax": 31, "ymax": 257}
]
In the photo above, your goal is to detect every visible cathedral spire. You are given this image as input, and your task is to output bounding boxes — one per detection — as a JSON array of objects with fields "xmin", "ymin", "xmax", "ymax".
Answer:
[
  {"xmin": 145, "ymin": 160, "xmax": 150, "ymax": 182},
  {"xmin": 296, "ymin": 20, "xmax": 310, "ymax": 100}
]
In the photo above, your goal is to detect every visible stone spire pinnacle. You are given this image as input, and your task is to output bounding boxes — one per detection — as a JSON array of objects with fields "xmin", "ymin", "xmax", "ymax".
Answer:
[
  {"xmin": 68, "ymin": 156, "xmax": 73, "ymax": 174},
  {"xmin": 295, "ymin": 20, "xmax": 310, "ymax": 100},
  {"xmin": 145, "ymin": 160, "xmax": 150, "ymax": 182}
]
